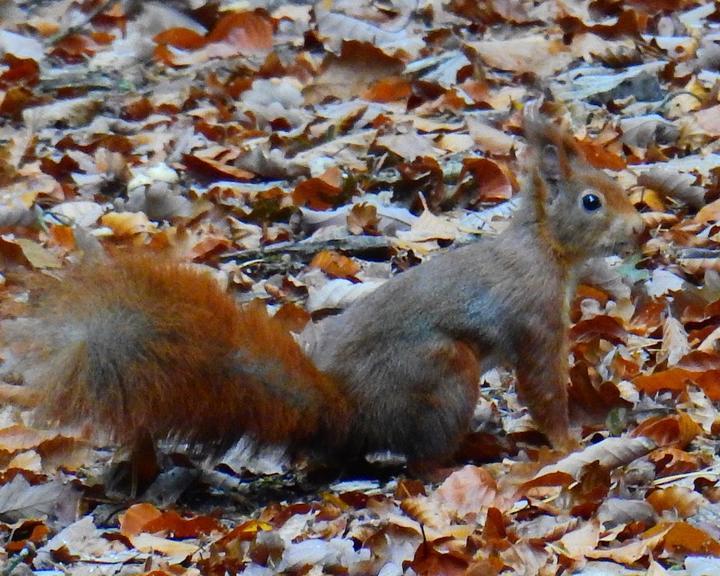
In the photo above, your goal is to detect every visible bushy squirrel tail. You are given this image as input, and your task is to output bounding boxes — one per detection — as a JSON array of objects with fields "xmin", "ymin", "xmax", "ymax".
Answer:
[{"xmin": 1, "ymin": 255, "xmax": 350, "ymax": 455}]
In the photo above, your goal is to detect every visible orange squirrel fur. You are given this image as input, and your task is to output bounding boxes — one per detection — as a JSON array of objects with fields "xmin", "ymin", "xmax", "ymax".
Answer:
[
  {"xmin": 3, "ymin": 259, "xmax": 350, "ymax": 455},
  {"xmin": 1, "ymin": 115, "xmax": 643, "ymax": 466}
]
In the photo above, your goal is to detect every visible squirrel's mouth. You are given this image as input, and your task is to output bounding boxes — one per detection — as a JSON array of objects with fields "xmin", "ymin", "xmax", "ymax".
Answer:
[{"xmin": 608, "ymin": 239, "xmax": 640, "ymax": 258}]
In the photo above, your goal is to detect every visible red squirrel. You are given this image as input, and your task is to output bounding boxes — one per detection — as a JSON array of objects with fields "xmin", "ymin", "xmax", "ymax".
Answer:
[{"xmin": 1, "ymin": 114, "xmax": 643, "ymax": 468}]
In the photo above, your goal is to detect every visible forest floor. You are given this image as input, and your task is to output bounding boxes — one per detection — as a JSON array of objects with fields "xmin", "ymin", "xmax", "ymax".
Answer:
[{"xmin": 2, "ymin": 0, "xmax": 720, "ymax": 574}]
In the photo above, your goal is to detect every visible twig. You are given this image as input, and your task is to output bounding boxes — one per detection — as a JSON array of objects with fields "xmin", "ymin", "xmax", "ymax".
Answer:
[
  {"xmin": 222, "ymin": 235, "xmax": 393, "ymax": 263},
  {"xmin": 676, "ymin": 248, "xmax": 720, "ymax": 259}
]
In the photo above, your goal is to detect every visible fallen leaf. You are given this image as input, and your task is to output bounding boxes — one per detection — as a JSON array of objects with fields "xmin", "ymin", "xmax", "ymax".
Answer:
[
  {"xmin": 647, "ymin": 486, "xmax": 703, "ymax": 518},
  {"xmin": 100, "ymin": 211, "xmax": 156, "ymax": 238},
  {"xmin": 432, "ymin": 465, "xmax": 502, "ymax": 521},
  {"xmin": 13, "ymin": 238, "xmax": 62, "ymax": 269},
  {"xmin": 310, "ymin": 250, "xmax": 361, "ymax": 279},
  {"xmin": 0, "ymin": 476, "xmax": 79, "ymax": 522},
  {"xmin": 535, "ymin": 436, "xmax": 656, "ymax": 478},
  {"xmin": 639, "ymin": 169, "xmax": 705, "ymax": 210},
  {"xmin": 120, "ymin": 503, "xmax": 163, "ymax": 538}
]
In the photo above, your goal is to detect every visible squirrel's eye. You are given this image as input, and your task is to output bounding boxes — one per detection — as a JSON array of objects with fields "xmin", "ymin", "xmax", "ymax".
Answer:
[{"xmin": 582, "ymin": 193, "xmax": 602, "ymax": 212}]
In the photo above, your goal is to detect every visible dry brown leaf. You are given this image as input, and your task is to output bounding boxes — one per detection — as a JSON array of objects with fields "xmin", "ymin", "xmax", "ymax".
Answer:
[
  {"xmin": 130, "ymin": 533, "xmax": 200, "ymax": 563},
  {"xmin": 22, "ymin": 97, "xmax": 101, "ymax": 130},
  {"xmin": 466, "ymin": 117, "xmax": 515, "ymax": 155},
  {"xmin": 183, "ymin": 154, "xmax": 255, "ymax": 182},
  {"xmin": 0, "ymin": 475, "xmax": 79, "ymax": 522},
  {"xmin": 659, "ymin": 315, "xmax": 690, "ymax": 366},
  {"xmin": 0, "ymin": 424, "xmax": 55, "ymax": 452},
  {"xmin": 460, "ymin": 158, "xmax": 514, "ymax": 203},
  {"xmin": 404, "ymin": 539, "xmax": 469, "ymax": 576},
  {"xmin": 696, "ymin": 198, "xmax": 720, "ymax": 224},
  {"xmin": 100, "ymin": 211, "xmax": 155, "ymax": 238},
  {"xmin": 432, "ymin": 465, "xmax": 502, "ymax": 522},
  {"xmin": 632, "ymin": 412, "xmax": 702, "ymax": 449},
  {"xmin": 375, "ymin": 133, "xmax": 438, "ymax": 160},
  {"xmin": 515, "ymin": 514, "xmax": 580, "ymax": 541},
  {"xmin": 575, "ymin": 139, "xmax": 626, "ymax": 170},
  {"xmin": 649, "ymin": 447, "xmax": 701, "ymax": 476},
  {"xmin": 500, "ymin": 541, "xmax": 551, "ymax": 576},
  {"xmin": 401, "ymin": 495, "xmax": 450, "ymax": 530},
  {"xmin": 585, "ymin": 523, "xmax": 671, "ymax": 563},
  {"xmin": 662, "ymin": 521, "xmax": 720, "ymax": 556},
  {"xmin": 306, "ymin": 41, "xmax": 404, "ymax": 104},
  {"xmin": 597, "ymin": 498, "xmax": 656, "ymax": 526},
  {"xmin": 556, "ymin": 519, "xmax": 601, "ymax": 560},
  {"xmin": 8, "ymin": 450, "xmax": 42, "ymax": 472},
  {"xmin": 647, "ymin": 486, "xmax": 704, "ymax": 518},
  {"xmin": 468, "ymin": 36, "xmax": 572, "ymax": 75},
  {"xmin": 634, "ymin": 369, "xmax": 720, "ymax": 401},
  {"xmin": 679, "ymin": 257, "xmax": 720, "ymax": 275},
  {"xmin": 638, "ymin": 169, "xmax": 705, "ymax": 210},
  {"xmin": 141, "ymin": 510, "xmax": 221, "ymax": 539},
  {"xmin": 156, "ymin": 10, "xmax": 273, "ymax": 66},
  {"xmin": 534, "ymin": 436, "xmax": 656, "ymax": 478},
  {"xmin": 396, "ymin": 209, "xmax": 458, "ymax": 245},
  {"xmin": 293, "ymin": 177, "xmax": 344, "ymax": 210},
  {"xmin": 305, "ymin": 278, "xmax": 384, "ymax": 312},
  {"xmin": 347, "ymin": 203, "xmax": 379, "ymax": 235},
  {"xmin": 693, "ymin": 104, "xmax": 720, "ymax": 136},
  {"xmin": 13, "ymin": 238, "xmax": 62, "ymax": 269},
  {"xmin": 310, "ymin": 250, "xmax": 361, "ymax": 279},
  {"xmin": 620, "ymin": 114, "xmax": 679, "ymax": 148},
  {"xmin": 119, "ymin": 502, "xmax": 163, "ymax": 538},
  {"xmin": 641, "ymin": 211, "xmax": 680, "ymax": 229},
  {"xmin": 315, "ymin": 10, "xmax": 416, "ymax": 55}
]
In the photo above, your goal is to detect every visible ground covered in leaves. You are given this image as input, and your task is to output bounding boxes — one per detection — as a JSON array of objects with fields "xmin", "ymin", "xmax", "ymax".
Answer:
[{"xmin": 2, "ymin": 0, "xmax": 720, "ymax": 574}]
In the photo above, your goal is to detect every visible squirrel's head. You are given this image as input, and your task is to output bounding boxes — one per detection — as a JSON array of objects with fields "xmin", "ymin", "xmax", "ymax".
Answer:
[{"xmin": 523, "ymin": 114, "xmax": 644, "ymax": 261}]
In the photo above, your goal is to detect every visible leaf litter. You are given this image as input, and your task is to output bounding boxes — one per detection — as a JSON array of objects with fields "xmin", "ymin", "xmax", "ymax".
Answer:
[{"xmin": 2, "ymin": 0, "xmax": 720, "ymax": 574}]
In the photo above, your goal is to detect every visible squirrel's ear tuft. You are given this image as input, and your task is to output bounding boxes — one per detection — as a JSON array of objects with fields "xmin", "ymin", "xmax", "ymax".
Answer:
[
  {"xmin": 539, "ymin": 143, "xmax": 562, "ymax": 184},
  {"xmin": 523, "ymin": 102, "xmax": 579, "ymax": 183}
]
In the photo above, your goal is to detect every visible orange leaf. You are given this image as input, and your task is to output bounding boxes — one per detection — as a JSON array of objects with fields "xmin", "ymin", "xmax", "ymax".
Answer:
[
  {"xmin": 570, "ymin": 315, "xmax": 627, "ymax": 345},
  {"xmin": 663, "ymin": 522, "xmax": 720, "ymax": 556},
  {"xmin": 153, "ymin": 44, "xmax": 176, "ymax": 66},
  {"xmin": 100, "ymin": 212, "xmax": 155, "ymax": 238},
  {"xmin": 634, "ymin": 368, "xmax": 720, "ymax": 400},
  {"xmin": 575, "ymin": 140, "xmax": 626, "ymax": 170},
  {"xmin": 1, "ymin": 54, "xmax": 40, "ymax": 85},
  {"xmin": 190, "ymin": 235, "xmax": 232, "ymax": 261},
  {"xmin": 317, "ymin": 166, "xmax": 343, "ymax": 188},
  {"xmin": 120, "ymin": 503, "xmax": 163, "ymax": 538},
  {"xmin": 310, "ymin": 250, "xmax": 360, "ymax": 279},
  {"xmin": 632, "ymin": 413, "xmax": 702, "ymax": 448},
  {"xmin": 183, "ymin": 154, "xmax": 254, "ymax": 181},
  {"xmin": 274, "ymin": 303, "xmax": 311, "ymax": 333},
  {"xmin": 649, "ymin": 447, "xmax": 701, "ymax": 476},
  {"xmin": 52, "ymin": 34, "xmax": 95, "ymax": 60},
  {"xmin": 519, "ymin": 471, "xmax": 575, "ymax": 494},
  {"xmin": 49, "ymin": 225, "xmax": 76, "ymax": 250},
  {"xmin": 647, "ymin": 486, "xmax": 702, "ymax": 518},
  {"xmin": 363, "ymin": 77, "xmax": 412, "ymax": 103},
  {"xmin": 405, "ymin": 540, "xmax": 469, "ymax": 576},
  {"xmin": 142, "ymin": 510, "xmax": 222, "ymax": 539},
  {"xmin": 293, "ymin": 177, "xmax": 344, "ymax": 210},
  {"xmin": 460, "ymin": 158, "xmax": 513, "ymax": 203},
  {"xmin": 206, "ymin": 11, "xmax": 273, "ymax": 55},
  {"xmin": 154, "ymin": 27, "xmax": 206, "ymax": 50},
  {"xmin": 215, "ymin": 519, "xmax": 272, "ymax": 546}
]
